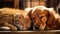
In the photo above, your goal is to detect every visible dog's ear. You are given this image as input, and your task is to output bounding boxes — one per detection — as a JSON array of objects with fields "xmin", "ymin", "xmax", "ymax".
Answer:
[
  {"xmin": 24, "ymin": 8, "xmax": 33, "ymax": 19},
  {"xmin": 28, "ymin": 10, "xmax": 32, "ymax": 18},
  {"xmin": 46, "ymin": 11, "xmax": 55, "ymax": 25}
]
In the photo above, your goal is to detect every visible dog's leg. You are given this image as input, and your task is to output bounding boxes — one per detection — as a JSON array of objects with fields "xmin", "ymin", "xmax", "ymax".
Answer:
[{"xmin": 0, "ymin": 21, "xmax": 18, "ymax": 31}]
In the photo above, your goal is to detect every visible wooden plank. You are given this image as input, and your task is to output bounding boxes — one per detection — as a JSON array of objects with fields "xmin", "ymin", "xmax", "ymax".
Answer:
[
  {"xmin": 39, "ymin": 0, "xmax": 46, "ymax": 6},
  {"xmin": 30, "ymin": 0, "xmax": 39, "ymax": 7},
  {"xmin": 14, "ymin": 0, "xmax": 19, "ymax": 9},
  {"xmin": 27, "ymin": 0, "xmax": 30, "ymax": 7},
  {"xmin": 32, "ymin": 1, "xmax": 39, "ymax": 7},
  {"xmin": 0, "ymin": 31, "xmax": 60, "ymax": 34},
  {"xmin": 0, "ymin": 0, "xmax": 12, "ymax": 1},
  {"xmin": 39, "ymin": 1, "xmax": 46, "ymax": 6}
]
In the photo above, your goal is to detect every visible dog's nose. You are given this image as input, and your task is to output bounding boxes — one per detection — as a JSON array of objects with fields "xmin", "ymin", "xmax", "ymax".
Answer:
[{"xmin": 34, "ymin": 25, "xmax": 40, "ymax": 30}]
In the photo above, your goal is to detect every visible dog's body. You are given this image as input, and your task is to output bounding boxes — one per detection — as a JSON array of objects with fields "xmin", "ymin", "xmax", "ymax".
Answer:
[{"xmin": 0, "ymin": 8, "xmax": 31, "ymax": 31}]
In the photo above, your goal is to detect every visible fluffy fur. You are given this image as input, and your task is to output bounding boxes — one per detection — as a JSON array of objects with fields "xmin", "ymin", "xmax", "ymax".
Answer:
[
  {"xmin": 0, "ymin": 8, "xmax": 31, "ymax": 30},
  {"xmin": 45, "ymin": 8, "xmax": 60, "ymax": 30},
  {"xmin": 0, "ymin": 7, "xmax": 60, "ymax": 31},
  {"xmin": 29, "ymin": 6, "xmax": 60, "ymax": 30},
  {"xmin": 30, "ymin": 6, "xmax": 49, "ymax": 30}
]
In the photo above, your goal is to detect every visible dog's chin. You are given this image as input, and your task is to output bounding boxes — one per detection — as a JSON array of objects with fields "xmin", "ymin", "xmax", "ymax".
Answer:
[
  {"xmin": 39, "ymin": 18, "xmax": 48, "ymax": 30},
  {"xmin": 40, "ymin": 24, "xmax": 46, "ymax": 30}
]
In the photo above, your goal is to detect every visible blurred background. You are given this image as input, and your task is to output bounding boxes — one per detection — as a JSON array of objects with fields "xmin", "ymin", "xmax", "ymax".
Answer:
[{"xmin": 0, "ymin": 0, "xmax": 60, "ymax": 13}]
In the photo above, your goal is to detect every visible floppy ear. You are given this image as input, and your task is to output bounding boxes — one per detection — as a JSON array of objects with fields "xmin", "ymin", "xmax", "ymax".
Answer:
[
  {"xmin": 24, "ymin": 8, "xmax": 33, "ymax": 19},
  {"xmin": 28, "ymin": 10, "xmax": 32, "ymax": 18},
  {"xmin": 46, "ymin": 11, "xmax": 55, "ymax": 25}
]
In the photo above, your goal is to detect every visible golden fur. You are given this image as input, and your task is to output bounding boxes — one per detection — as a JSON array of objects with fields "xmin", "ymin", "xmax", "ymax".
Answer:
[
  {"xmin": 30, "ymin": 6, "xmax": 60, "ymax": 30},
  {"xmin": 0, "ymin": 8, "xmax": 31, "ymax": 30}
]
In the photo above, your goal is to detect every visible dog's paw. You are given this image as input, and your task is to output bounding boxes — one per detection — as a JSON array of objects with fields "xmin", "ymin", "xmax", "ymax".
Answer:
[{"xmin": 0, "ymin": 27, "xmax": 10, "ymax": 31}]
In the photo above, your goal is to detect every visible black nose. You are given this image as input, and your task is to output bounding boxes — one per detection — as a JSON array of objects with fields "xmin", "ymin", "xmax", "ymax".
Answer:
[{"xmin": 34, "ymin": 25, "xmax": 40, "ymax": 30}]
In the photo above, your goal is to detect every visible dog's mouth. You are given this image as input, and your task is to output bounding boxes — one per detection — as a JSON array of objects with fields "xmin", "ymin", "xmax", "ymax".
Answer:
[{"xmin": 33, "ymin": 24, "xmax": 46, "ymax": 30}]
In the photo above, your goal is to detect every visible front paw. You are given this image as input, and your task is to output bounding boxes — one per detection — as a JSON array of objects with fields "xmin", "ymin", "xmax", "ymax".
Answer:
[{"xmin": 0, "ymin": 26, "xmax": 10, "ymax": 31}]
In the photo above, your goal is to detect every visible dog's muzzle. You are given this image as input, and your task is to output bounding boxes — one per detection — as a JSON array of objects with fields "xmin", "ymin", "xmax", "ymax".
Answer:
[{"xmin": 34, "ymin": 25, "xmax": 40, "ymax": 30}]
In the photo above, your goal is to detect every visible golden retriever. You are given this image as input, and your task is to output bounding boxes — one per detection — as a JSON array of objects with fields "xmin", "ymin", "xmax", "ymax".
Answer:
[
  {"xmin": 30, "ymin": 6, "xmax": 60, "ymax": 30},
  {"xmin": 30, "ymin": 6, "xmax": 49, "ymax": 30}
]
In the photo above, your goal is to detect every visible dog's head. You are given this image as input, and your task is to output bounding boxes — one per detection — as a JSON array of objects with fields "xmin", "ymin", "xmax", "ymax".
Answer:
[{"xmin": 31, "ymin": 6, "xmax": 49, "ymax": 30}]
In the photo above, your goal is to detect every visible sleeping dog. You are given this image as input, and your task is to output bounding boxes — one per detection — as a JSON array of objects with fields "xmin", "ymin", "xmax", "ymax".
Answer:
[
  {"xmin": 27, "ymin": 6, "xmax": 60, "ymax": 30},
  {"xmin": 24, "ymin": 6, "xmax": 49, "ymax": 30},
  {"xmin": 31, "ymin": 6, "xmax": 49, "ymax": 30}
]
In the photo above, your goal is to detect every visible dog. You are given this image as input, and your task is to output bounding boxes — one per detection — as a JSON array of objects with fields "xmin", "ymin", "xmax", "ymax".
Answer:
[
  {"xmin": 29, "ymin": 6, "xmax": 49, "ymax": 30},
  {"xmin": 30, "ymin": 6, "xmax": 60, "ymax": 30},
  {"xmin": 1, "ymin": 7, "xmax": 59, "ymax": 31}
]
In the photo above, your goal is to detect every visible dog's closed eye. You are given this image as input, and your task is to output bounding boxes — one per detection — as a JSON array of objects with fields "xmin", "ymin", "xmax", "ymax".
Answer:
[{"xmin": 40, "ymin": 16, "xmax": 44, "ymax": 18}]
